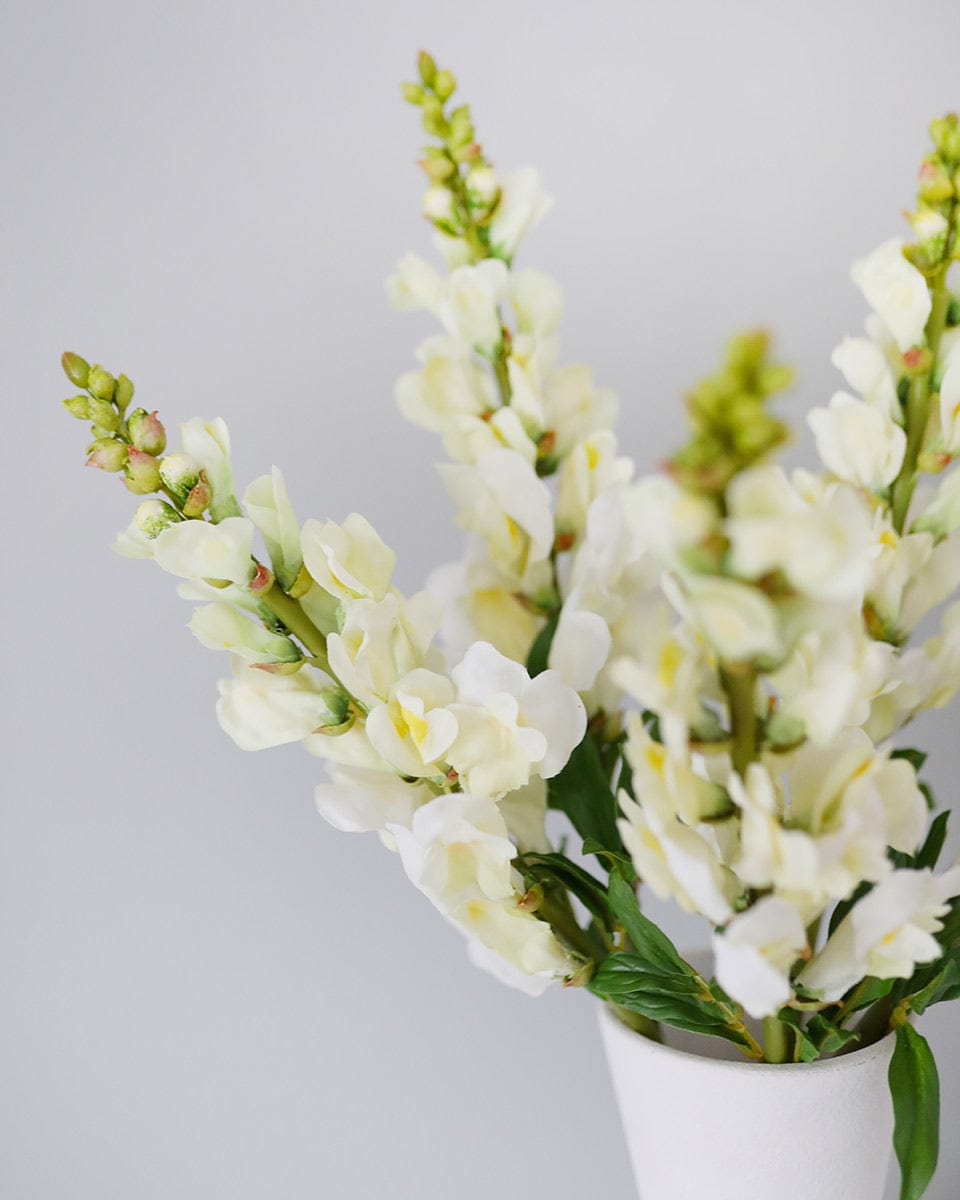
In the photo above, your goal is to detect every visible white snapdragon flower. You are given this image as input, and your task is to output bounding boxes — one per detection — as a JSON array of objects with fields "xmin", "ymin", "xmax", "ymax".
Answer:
[
  {"xmin": 629, "ymin": 475, "xmax": 718, "ymax": 571},
  {"xmin": 725, "ymin": 466, "xmax": 873, "ymax": 605},
  {"xmin": 326, "ymin": 590, "xmax": 442, "ymax": 710},
  {"xmin": 314, "ymin": 765, "xmax": 431, "ymax": 835},
  {"xmin": 509, "ymin": 268, "xmax": 563, "ymax": 337},
  {"xmin": 440, "ymin": 448, "xmax": 554, "ymax": 580},
  {"xmin": 488, "ymin": 167, "xmax": 553, "ymax": 260},
  {"xmin": 427, "ymin": 555, "xmax": 548, "ymax": 666},
  {"xmin": 850, "ymin": 238, "xmax": 931, "ymax": 352},
  {"xmin": 913, "ymin": 468, "xmax": 960, "ymax": 539},
  {"xmin": 189, "ymin": 603, "xmax": 300, "ymax": 664},
  {"xmin": 504, "ymin": 330, "xmax": 557, "ymax": 436},
  {"xmin": 460, "ymin": 898, "xmax": 574, "ymax": 986},
  {"xmin": 713, "ymin": 897, "xmax": 809, "ymax": 1019},
  {"xmin": 683, "ymin": 574, "xmax": 783, "ymax": 663},
  {"xmin": 938, "ymin": 341, "xmax": 960, "ymax": 455},
  {"xmin": 216, "ymin": 657, "xmax": 344, "ymax": 751},
  {"xmin": 624, "ymin": 714, "xmax": 730, "ymax": 826},
  {"xmin": 497, "ymin": 778, "xmax": 551, "ymax": 855},
  {"xmin": 446, "ymin": 641, "xmax": 586, "ymax": 796},
  {"xmin": 542, "ymin": 363, "xmax": 618, "ymax": 457},
  {"xmin": 767, "ymin": 623, "xmax": 891, "ymax": 744},
  {"xmin": 618, "ymin": 791, "xmax": 736, "ymax": 925},
  {"xmin": 831, "ymin": 336, "xmax": 900, "ymax": 421},
  {"xmin": 801, "ymin": 866, "xmax": 960, "ymax": 1002},
  {"xmin": 243, "ymin": 467, "xmax": 302, "ymax": 590},
  {"xmin": 395, "ymin": 335, "xmax": 496, "ymax": 436},
  {"xmin": 384, "ymin": 252, "xmax": 444, "ymax": 313},
  {"xmin": 179, "ymin": 418, "xmax": 238, "ymax": 520},
  {"xmin": 808, "ymin": 392, "xmax": 906, "ymax": 492},
  {"xmin": 548, "ymin": 588, "xmax": 613, "ymax": 692},
  {"xmin": 866, "ymin": 522, "xmax": 960, "ymax": 636},
  {"xmin": 438, "ymin": 260, "xmax": 509, "ymax": 356},
  {"xmin": 153, "ymin": 517, "xmax": 255, "ymax": 585},
  {"xmin": 555, "ymin": 430, "xmax": 634, "ymax": 537},
  {"xmin": 301, "ymin": 513, "xmax": 395, "ymax": 603},
  {"xmin": 365, "ymin": 669, "xmax": 458, "ymax": 778}
]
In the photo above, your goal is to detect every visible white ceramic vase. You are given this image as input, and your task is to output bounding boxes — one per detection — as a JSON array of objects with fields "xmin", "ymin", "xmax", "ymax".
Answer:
[{"xmin": 598, "ymin": 1002, "xmax": 896, "ymax": 1200}]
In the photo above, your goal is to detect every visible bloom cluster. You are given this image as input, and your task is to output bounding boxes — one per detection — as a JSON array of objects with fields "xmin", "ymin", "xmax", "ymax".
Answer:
[{"xmin": 64, "ymin": 60, "xmax": 960, "ymax": 1120}]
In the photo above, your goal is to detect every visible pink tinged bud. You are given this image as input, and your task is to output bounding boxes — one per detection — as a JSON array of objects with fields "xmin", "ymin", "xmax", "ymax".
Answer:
[
  {"xmin": 249, "ymin": 563, "xmax": 273, "ymax": 593},
  {"xmin": 182, "ymin": 477, "xmax": 211, "ymax": 518},
  {"xmin": 124, "ymin": 447, "xmax": 162, "ymax": 494},
  {"xmin": 128, "ymin": 408, "xmax": 166, "ymax": 455},
  {"xmin": 61, "ymin": 351, "xmax": 90, "ymax": 388},
  {"xmin": 85, "ymin": 438, "xmax": 127, "ymax": 472}
]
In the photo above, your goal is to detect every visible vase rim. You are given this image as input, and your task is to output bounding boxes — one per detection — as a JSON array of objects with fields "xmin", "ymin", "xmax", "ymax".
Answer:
[{"xmin": 597, "ymin": 1000, "xmax": 898, "ymax": 1075}]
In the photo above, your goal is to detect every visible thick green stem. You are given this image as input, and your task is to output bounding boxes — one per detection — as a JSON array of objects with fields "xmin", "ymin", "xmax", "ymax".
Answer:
[
  {"xmin": 612, "ymin": 1004, "xmax": 663, "ymax": 1043},
  {"xmin": 537, "ymin": 891, "xmax": 600, "ymax": 963},
  {"xmin": 492, "ymin": 349, "xmax": 512, "ymax": 406},
  {"xmin": 763, "ymin": 1014, "xmax": 792, "ymax": 1064},
  {"xmin": 258, "ymin": 581, "xmax": 331, "ymax": 670}
]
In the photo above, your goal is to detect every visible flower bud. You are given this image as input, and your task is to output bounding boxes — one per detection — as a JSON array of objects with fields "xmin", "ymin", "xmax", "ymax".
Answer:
[
  {"xmin": 421, "ymin": 153, "xmax": 455, "ymax": 183},
  {"xmin": 182, "ymin": 477, "xmax": 212, "ymax": 518},
  {"xmin": 417, "ymin": 50, "xmax": 437, "ymax": 87},
  {"xmin": 433, "ymin": 68, "xmax": 456, "ymax": 102},
  {"xmin": 127, "ymin": 408, "xmax": 167, "ymax": 455},
  {"xmin": 466, "ymin": 164, "xmax": 498, "ymax": 210},
  {"xmin": 422, "ymin": 185, "xmax": 456, "ymax": 223},
  {"xmin": 159, "ymin": 452, "xmax": 200, "ymax": 501},
  {"xmin": 86, "ymin": 364, "xmax": 116, "ymax": 402},
  {"xmin": 447, "ymin": 105, "xmax": 474, "ymax": 149},
  {"xmin": 124, "ymin": 447, "xmax": 162, "ymax": 494},
  {"xmin": 918, "ymin": 156, "xmax": 953, "ymax": 203},
  {"xmin": 907, "ymin": 207, "xmax": 950, "ymax": 262},
  {"xmin": 134, "ymin": 498, "xmax": 180, "ymax": 538},
  {"xmin": 85, "ymin": 437, "xmax": 127, "ymax": 472},
  {"xmin": 115, "ymin": 373, "xmax": 135, "ymax": 413},
  {"xmin": 420, "ymin": 95, "xmax": 446, "ymax": 137},
  {"xmin": 61, "ymin": 351, "xmax": 90, "ymax": 388},
  {"xmin": 401, "ymin": 81, "xmax": 424, "ymax": 105},
  {"xmin": 63, "ymin": 394, "xmax": 93, "ymax": 420}
]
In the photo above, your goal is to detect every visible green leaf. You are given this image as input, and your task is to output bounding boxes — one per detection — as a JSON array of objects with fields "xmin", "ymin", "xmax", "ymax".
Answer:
[
  {"xmin": 513, "ymin": 851, "xmax": 613, "ymax": 932},
  {"xmin": 606, "ymin": 872, "xmax": 689, "ymax": 975},
  {"xmin": 890, "ymin": 1024, "xmax": 940, "ymax": 1200},
  {"xmin": 906, "ymin": 957, "xmax": 960, "ymax": 1016},
  {"xmin": 525, "ymin": 612, "xmax": 559, "ymax": 677},
  {"xmin": 806, "ymin": 1013, "xmax": 861, "ymax": 1057},
  {"xmin": 916, "ymin": 811, "xmax": 950, "ymax": 871},
  {"xmin": 892, "ymin": 747, "xmax": 928, "ymax": 773},
  {"xmin": 777, "ymin": 1009, "xmax": 820, "ymax": 1062},
  {"xmin": 546, "ymin": 733, "xmax": 624, "ymax": 855},
  {"xmin": 581, "ymin": 839, "xmax": 637, "ymax": 881}
]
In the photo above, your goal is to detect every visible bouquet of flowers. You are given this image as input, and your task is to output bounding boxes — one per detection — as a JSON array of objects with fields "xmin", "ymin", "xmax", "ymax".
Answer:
[{"xmin": 61, "ymin": 52, "xmax": 960, "ymax": 1199}]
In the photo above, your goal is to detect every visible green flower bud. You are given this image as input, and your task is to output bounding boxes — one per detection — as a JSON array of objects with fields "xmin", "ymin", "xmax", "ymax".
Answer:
[
  {"xmin": 124, "ymin": 447, "xmax": 162, "ymax": 494},
  {"xmin": 61, "ymin": 351, "xmax": 90, "ymax": 388},
  {"xmin": 115, "ymin": 373, "xmax": 135, "ymax": 413},
  {"xmin": 63, "ymin": 394, "xmax": 93, "ymax": 420},
  {"xmin": 417, "ymin": 50, "xmax": 437, "ymax": 87},
  {"xmin": 421, "ymin": 95, "xmax": 446, "ymax": 137},
  {"xmin": 317, "ymin": 686, "xmax": 351, "ymax": 729},
  {"xmin": 87, "ymin": 395, "xmax": 119, "ymax": 432},
  {"xmin": 422, "ymin": 153, "xmax": 456, "ymax": 183},
  {"xmin": 466, "ymin": 164, "xmax": 499, "ymax": 210},
  {"xmin": 127, "ymin": 407, "xmax": 167, "ymax": 455},
  {"xmin": 918, "ymin": 156, "xmax": 954, "ymax": 203},
  {"xmin": 87, "ymin": 364, "xmax": 116, "ymax": 402},
  {"xmin": 447, "ymin": 105, "xmax": 474, "ymax": 149},
  {"xmin": 159, "ymin": 452, "xmax": 200, "ymax": 501},
  {"xmin": 401, "ymin": 81, "xmax": 424, "ymax": 105},
  {"xmin": 134, "ymin": 498, "xmax": 180, "ymax": 538},
  {"xmin": 433, "ymin": 68, "xmax": 456, "ymax": 103},
  {"xmin": 85, "ymin": 437, "xmax": 127, "ymax": 472}
]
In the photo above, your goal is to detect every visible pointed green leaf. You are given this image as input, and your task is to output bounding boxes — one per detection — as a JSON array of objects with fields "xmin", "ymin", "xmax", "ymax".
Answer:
[
  {"xmin": 546, "ymin": 733, "xmax": 624, "ymax": 854},
  {"xmin": 890, "ymin": 1024, "xmax": 940, "ymax": 1200}
]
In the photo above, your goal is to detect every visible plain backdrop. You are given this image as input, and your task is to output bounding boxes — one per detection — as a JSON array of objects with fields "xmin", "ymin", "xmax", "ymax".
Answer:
[{"xmin": 4, "ymin": 1, "xmax": 960, "ymax": 1196}]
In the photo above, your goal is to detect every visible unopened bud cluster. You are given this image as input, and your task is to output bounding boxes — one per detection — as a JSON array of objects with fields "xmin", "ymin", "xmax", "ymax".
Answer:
[
  {"xmin": 402, "ymin": 50, "xmax": 500, "ymax": 255},
  {"xmin": 905, "ymin": 113, "xmax": 960, "ymax": 270},
  {"xmin": 668, "ymin": 331, "xmax": 792, "ymax": 498},
  {"xmin": 61, "ymin": 350, "xmax": 212, "ymax": 518}
]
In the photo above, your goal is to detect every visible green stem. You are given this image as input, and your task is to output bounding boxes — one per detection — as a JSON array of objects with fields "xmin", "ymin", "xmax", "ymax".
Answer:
[
  {"xmin": 890, "ymin": 206, "xmax": 958, "ymax": 533},
  {"xmin": 723, "ymin": 667, "xmax": 758, "ymax": 777},
  {"xmin": 612, "ymin": 1003, "xmax": 663, "ymax": 1043},
  {"xmin": 492, "ymin": 348, "xmax": 512, "ymax": 406},
  {"xmin": 763, "ymin": 1014, "xmax": 792, "ymax": 1064},
  {"xmin": 853, "ymin": 996, "xmax": 896, "ymax": 1048},
  {"xmin": 537, "ymin": 891, "xmax": 599, "ymax": 964},
  {"xmin": 258, "ymin": 580, "xmax": 331, "ymax": 670}
]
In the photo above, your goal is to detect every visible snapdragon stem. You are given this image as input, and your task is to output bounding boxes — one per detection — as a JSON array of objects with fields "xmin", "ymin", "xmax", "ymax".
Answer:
[
  {"xmin": 492, "ymin": 347, "xmax": 511, "ymax": 407},
  {"xmin": 536, "ymin": 890, "xmax": 599, "ymax": 963},
  {"xmin": 723, "ymin": 667, "xmax": 757, "ymax": 778},
  {"xmin": 257, "ymin": 580, "xmax": 330, "ymax": 672},
  {"xmin": 763, "ymin": 1015, "xmax": 791, "ymax": 1064}
]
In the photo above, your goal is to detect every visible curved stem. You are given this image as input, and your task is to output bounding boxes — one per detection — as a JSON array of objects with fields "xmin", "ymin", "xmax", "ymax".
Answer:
[{"xmin": 257, "ymin": 579, "xmax": 330, "ymax": 671}]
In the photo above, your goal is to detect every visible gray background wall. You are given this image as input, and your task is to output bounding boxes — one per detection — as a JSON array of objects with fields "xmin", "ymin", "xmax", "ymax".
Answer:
[{"xmin": 4, "ymin": 1, "xmax": 960, "ymax": 1196}]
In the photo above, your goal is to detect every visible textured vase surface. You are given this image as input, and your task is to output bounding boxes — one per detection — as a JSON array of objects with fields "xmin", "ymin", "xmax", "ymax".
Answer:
[{"xmin": 598, "ymin": 1002, "xmax": 895, "ymax": 1200}]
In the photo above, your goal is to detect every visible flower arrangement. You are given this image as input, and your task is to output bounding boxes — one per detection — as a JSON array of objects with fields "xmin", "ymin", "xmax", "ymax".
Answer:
[{"xmin": 61, "ymin": 52, "xmax": 960, "ymax": 1200}]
